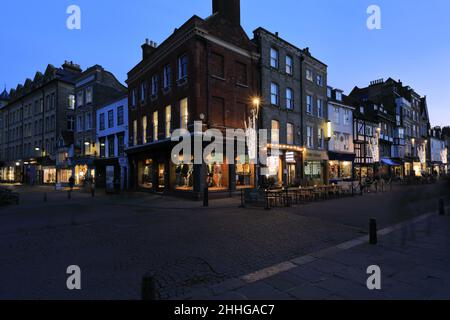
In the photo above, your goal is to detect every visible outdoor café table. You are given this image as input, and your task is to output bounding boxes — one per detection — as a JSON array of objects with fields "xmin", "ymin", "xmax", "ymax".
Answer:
[
  {"xmin": 298, "ymin": 187, "xmax": 315, "ymax": 202},
  {"xmin": 266, "ymin": 189, "xmax": 285, "ymax": 207},
  {"xmin": 286, "ymin": 188, "xmax": 302, "ymax": 205}
]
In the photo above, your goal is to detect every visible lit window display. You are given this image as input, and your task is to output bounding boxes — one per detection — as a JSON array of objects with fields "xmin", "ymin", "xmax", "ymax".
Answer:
[
  {"xmin": 75, "ymin": 165, "xmax": 95, "ymax": 185},
  {"xmin": 206, "ymin": 153, "xmax": 228, "ymax": 190},
  {"xmin": 174, "ymin": 162, "xmax": 193, "ymax": 190},
  {"xmin": 236, "ymin": 155, "xmax": 254, "ymax": 188},
  {"xmin": 43, "ymin": 167, "xmax": 56, "ymax": 184},
  {"xmin": 266, "ymin": 156, "xmax": 283, "ymax": 186},
  {"xmin": 304, "ymin": 161, "xmax": 322, "ymax": 180},
  {"xmin": 138, "ymin": 159, "xmax": 154, "ymax": 189},
  {"xmin": 330, "ymin": 161, "xmax": 353, "ymax": 180},
  {"xmin": 355, "ymin": 167, "xmax": 374, "ymax": 179},
  {"xmin": 58, "ymin": 169, "xmax": 72, "ymax": 183}
]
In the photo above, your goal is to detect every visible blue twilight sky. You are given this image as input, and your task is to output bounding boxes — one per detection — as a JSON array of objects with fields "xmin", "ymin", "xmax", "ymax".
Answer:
[{"xmin": 0, "ymin": 0, "xmax": 449, "ymax": 126}]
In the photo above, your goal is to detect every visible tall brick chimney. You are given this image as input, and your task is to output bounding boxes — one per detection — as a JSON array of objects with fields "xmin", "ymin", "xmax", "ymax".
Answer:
[{"xmin": 213, "ymin": 0, "xmax": 240, "ymax": 25}]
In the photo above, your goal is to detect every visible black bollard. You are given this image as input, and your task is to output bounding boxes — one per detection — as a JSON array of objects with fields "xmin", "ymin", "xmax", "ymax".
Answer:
[
  {"xmin": 369, "ymin": 218, "xmax": 378, "ymax": 245},
  {"xmin": 203, "ymin": 187, "xmax": 209, "ymax": 207},
  {"xmin": 44, "ymin": 193, "xmax": 47, "ymax": 202},
  {"xmin": 68, "ymin": 190, "xmax": 72, "ymax": 199},
  {"xmin": 264, "ymin": 191, "xmax": 271, "ymax": 210},
  {"xmin": 91, "ymin": 187, "xmax": 95, "ymax": 198},
  {"xmin": 141, "ymin": 274, "xmax": 159, "ymax": 300},
  {"xmin": 239, "ymin": 189, "xmax": 245, "ymax": 208},
  {"xmin": 439, "ymin": 199, "xmax": 446, "ymax": 216}
]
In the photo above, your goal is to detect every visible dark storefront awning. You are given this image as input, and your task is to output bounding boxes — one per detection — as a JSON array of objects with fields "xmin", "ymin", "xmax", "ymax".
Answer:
[
  {"xmin": 381, "ymin": 158, "xmax": 401, "ymax": 166},
  {"xmin": 328, "ymin": 152, "xmax": 356, "ymax": 162}
]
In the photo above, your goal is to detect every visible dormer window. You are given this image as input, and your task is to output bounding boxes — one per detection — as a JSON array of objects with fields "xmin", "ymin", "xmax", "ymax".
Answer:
[{"xmin": 336, "ymin": 91, "xmax": 342, "ymax": 101}]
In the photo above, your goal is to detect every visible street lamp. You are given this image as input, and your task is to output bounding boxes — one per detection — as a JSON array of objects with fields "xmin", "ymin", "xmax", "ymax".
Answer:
[
  {"xmin": 252, "ymin": 97, "xmax": 261, "ymax": 119},
  {"xmin": 325, "ymin": 121, "xmax": 332, "ymax": 141},
  {"xmin": 250, "ymin": 96, "xmax": 261, "ymax": 188}
]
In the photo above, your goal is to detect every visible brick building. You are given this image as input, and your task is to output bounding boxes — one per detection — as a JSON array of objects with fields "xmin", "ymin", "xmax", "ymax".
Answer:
[
  {"xmin": 70, "ymin": 65, "xmax": 126, "ymax": 185},
  {"xmin": 126, "ymin": 0, "xmax": 260, "ymax": 197},
  {"xmin": 0, "ymin": 62, "xmax": 82, "ymax": 184}
]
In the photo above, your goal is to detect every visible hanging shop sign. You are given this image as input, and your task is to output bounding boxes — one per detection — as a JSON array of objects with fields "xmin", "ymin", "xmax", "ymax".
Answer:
[{"xmin": 286, "ymin": 152, "xmax": 296, "ymax": 163}]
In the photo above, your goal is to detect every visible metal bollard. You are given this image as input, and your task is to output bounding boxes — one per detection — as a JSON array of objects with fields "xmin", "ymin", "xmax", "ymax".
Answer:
[
  {"xmin": 264, "ymin": 191, "xmax": 271, "ymax": 210},
  {"xmin": 239, "ymin": 189, "xmax": 245, "ymax": 208},
  {"xmin": 91, "ymin": 187, "xmax": 95, "ymax": 198},
  {"xmin": 369, "ymin": 218, "xmax": 378, "ymax": 245},
  {"xmin": 203, "ymin": 187, "xmax": 209, "ymax": 207},
  {"xmin": 141, "ymin": 273, "xmax": 159, "ymax": 300},
  {"xmin": 439, "ymin": 199, "xmax": 446, "ymax": 216}
]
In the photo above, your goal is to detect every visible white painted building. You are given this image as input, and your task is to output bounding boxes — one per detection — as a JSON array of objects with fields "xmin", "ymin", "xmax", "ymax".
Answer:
[
  {"xmin": 327, "ymin": 87, "xmax": 355, "ymax": 181},
  {"xmin": 95, "ymin": 96, "xmax": 129, "ymax": 191}
]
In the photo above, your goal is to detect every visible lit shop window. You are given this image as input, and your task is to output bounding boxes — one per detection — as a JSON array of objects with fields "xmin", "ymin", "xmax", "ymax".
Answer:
[
  {"xmin": 165, "ymin": 105, "xmax": 172, "ymax": 138},
  {"xmin": 180, "ymin": 98, "xmax": 188, "ymax": 130},
  {"xmin": 153, "ymin": 111, "xmax": 159, "ymax": 142}
]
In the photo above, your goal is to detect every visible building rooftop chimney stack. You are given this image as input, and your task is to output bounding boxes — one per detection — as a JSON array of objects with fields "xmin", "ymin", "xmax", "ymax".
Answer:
[{"xmin": 213, "ymin": 0, "xmax": 241, "ymax": 25}]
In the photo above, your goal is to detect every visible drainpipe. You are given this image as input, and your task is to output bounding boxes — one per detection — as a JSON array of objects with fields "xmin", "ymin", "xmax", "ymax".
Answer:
[{"xmin": 299, "ymin": 54, "xmax": 305, "ymax": 181}]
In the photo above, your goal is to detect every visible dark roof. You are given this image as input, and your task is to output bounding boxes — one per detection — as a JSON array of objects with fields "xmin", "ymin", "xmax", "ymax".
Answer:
[
  {"xmin": 7, "ymin": 62, "xmax": 82, "ymax": 103},
  {"xmin": 0, "ymin": 88, "xmax": 9, "ymax": 101},
  {"xmin": 253, "ymin": 27, "xmax": 327, "ymax": 67}
]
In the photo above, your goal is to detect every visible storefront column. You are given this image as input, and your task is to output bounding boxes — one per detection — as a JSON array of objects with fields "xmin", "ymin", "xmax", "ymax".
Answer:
[
  {"xmin": 152, "ymin": 160, "xmax": 158, "ymax": 192},
  {"xmin": 323, "ymin": 161, "xmax": 329, "ymax": 185},
  {"xmin": 229, "ymin": 164, "xmax": 236, "ymax": 192},
  {"xmin": 164, "ymin": 160, "xmax": 170, "ymax": 193}
]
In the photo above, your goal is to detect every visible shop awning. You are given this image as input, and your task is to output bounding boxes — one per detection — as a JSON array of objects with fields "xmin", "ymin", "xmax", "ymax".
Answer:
[
  {"xmin": 328, "ymin": 152, "xmax": 355, "ymax": 162},
  {"xmin": 381, "ymin": 158, "xmax": 401, "ymax": 166}
]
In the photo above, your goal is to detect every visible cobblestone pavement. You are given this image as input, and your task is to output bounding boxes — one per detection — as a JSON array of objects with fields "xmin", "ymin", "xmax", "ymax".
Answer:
[
  {"xmin": 185, "ymin": 210, "xmax": 450, "ymax": 300},
  {"xmin": 0, "ymin": 183, "xmax": 448, "ymax": 299}
]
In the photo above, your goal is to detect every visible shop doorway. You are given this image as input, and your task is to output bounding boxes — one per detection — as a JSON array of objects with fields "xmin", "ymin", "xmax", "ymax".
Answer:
[
  {"xmin": 158, "ymin": 163, "xmax": 165, "ymax": 192},
  {"xmin": 287, "ymin": 164, "xmax": 296, "ymax": 186}
]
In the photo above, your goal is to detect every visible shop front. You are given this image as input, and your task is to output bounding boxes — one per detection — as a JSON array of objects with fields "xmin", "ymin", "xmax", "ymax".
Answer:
[
  {"xmin": 94, "ymin": 157, "xmax": 129, "ymax": 192},
  {"xmin": 262, "ymin": 146, "xmax": 302, "ymax": 187},
  {"xmin": 328, "ymin": 152, "xmax": 355, "ymax": 183},
  {"xmin": 43, "ymin": 167, "xmax": 57, "ymax": 184},
  {"xmin": 303, "ymin": 149, "xmax": 328, "ymax": 186},
  {"xmin": 128, "ymin": 138, "xmax": 257, "ymax": 198},
  {"xmin": 0, "ymin": 165, "xmax": 19, "ymax": 183},
  {"xmin": 235, "ymin": 155, "xmax": 255, "ymax": 189},
  {"xmin": 379, "ymin": 158, "xmax": 403, "ymax": 178},
  {"xmin": 71, "ymin": 158, "xmax": 96, "ymax": 186},
  {"xmin": 57, "ymin": 168, "xmax": 73, "ymax": 184}
]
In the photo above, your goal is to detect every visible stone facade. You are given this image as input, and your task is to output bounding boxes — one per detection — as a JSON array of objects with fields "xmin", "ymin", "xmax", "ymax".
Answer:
[
  {"xmin": 253, "ymin": 28, "xmax": 303, "ymax": 186},
  {"xmin": 0, "ymin": 62, "xmax": 82, "ymax": 183},
  {"xmin": 71, "ymin": 65, "xmax": 127, "ymax": 185}
]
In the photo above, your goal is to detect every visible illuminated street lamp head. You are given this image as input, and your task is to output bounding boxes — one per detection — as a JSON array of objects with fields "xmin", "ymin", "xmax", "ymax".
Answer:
[
  {"xmin": 35, "ymin": 147, "xmax": 40, "ymax": 151},
  {"xmin": 411, "ymin": 138, "xmax": 416, "ymax": 147},
  {"xmin": 252, "ymin": 97, "xmax": 261, "ymax": 107},
  {"xmin": 376, "ymin": 127, "xmax": 381, "ymax": 134},
  {"xmin": 84, "ymin": 142, "xmax": 90, "ymax": 146}
]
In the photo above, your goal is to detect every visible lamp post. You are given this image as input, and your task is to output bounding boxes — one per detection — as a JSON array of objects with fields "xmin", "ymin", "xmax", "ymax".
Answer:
[{"xmin": 251, "ymin": 97, "xmax": 261, "ymax": 188}]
